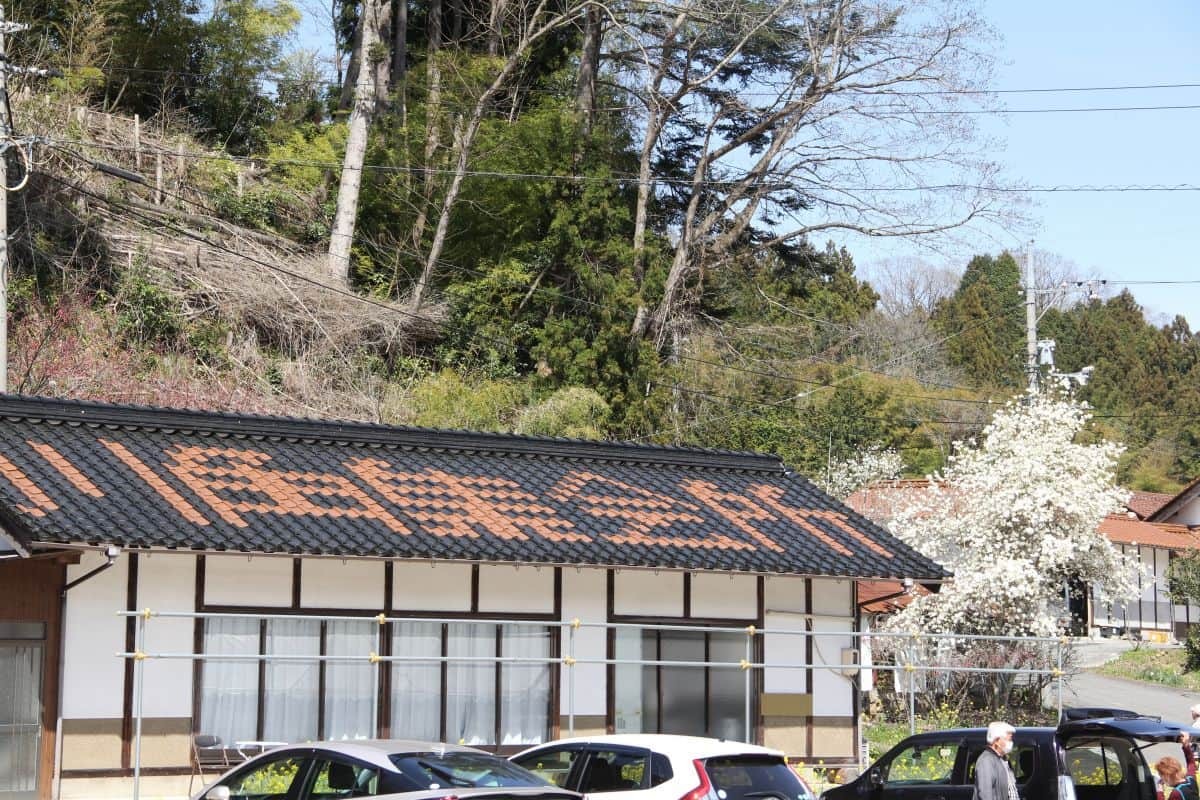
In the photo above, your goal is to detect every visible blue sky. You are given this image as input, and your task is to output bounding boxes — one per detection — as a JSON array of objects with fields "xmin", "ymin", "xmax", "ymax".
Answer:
[{"xmin": 853, "ymin": 0, "xmax": 1200, "ymax": 326}]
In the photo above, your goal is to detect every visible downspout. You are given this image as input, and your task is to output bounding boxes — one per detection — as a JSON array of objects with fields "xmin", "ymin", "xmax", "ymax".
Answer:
[{"xmin": 53, "ymin": 545, "xmax": 122, "ymax": 800}]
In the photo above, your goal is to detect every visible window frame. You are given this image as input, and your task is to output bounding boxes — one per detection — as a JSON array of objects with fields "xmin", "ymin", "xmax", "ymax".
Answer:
[{"xmin": 510, "ymin": 744, "xmax": 591, "ymax": 790}]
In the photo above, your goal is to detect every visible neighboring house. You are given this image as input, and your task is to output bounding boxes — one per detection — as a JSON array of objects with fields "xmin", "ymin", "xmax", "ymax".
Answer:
[
  {"xmin": 0, "ymin": 395, "xmax": 945, "ymax": 800},
  {"xmin": 845, "ymin": 478, "xmax": 1200, "ymax": 642}
]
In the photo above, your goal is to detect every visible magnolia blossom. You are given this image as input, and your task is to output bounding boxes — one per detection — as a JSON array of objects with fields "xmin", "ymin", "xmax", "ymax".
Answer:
[
  {"xmin": 817, "ymin": 446, "xmax": 904, "ymax": 500},
  {"xmin": 885, "ymin": 394, "xmax": 1140, "ymax": 637}
]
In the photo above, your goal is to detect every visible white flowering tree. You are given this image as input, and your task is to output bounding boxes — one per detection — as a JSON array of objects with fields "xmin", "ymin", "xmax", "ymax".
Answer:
[
  {"xmin": 886, "ymin": 394, "xmax": 1138, "ymax": 638},
  {"xmin": 816, "ymin": 446, "xmax": 904, "ymax": 500}
]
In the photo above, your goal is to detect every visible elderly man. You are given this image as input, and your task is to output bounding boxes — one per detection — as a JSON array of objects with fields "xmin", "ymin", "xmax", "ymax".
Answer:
[
  {"xmin": 1191, "ymin": 704, "xmax": 1200, "ymax": 730},
  {"xmin": 974, "ymin": 721, "xmax": 1018, "ymax": 800}
]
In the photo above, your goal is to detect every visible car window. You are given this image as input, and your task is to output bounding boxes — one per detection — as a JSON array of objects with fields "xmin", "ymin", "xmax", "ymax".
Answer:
[
  {"xmin": 704, "ymin": 755, "xmax": 810, "ymax": 800},
  {"xmin": 511, "ymin": 748, "xmax": 584, "ymax": 788},
  {"xmin": 580, "ymin": 749, "xmax": 650, "ymax": 793},
  {"xmin": 650, "ymin": 753, "xmax": 674, "ymax": 788},
  {"xmin": 224, "ymin": 755, "xmax": 308, "ymax": 800},
  {"xmin": 1066, "ymin": 742, "xmax": 1125, "ymax": 786},
  {"xmin": 967, "ymin": 746, "xmax": 1038, "ymax": 786},
  {"xmin": 305, "ymin": 758, "xmax": 380, "ymax": 798},
  {"xmin": 390, "ymin": 752, "xmax": 549, "ymax": 789},
  {"xmin": 883, "ymin": 743, "xmax": 959, "ymax": 786}
]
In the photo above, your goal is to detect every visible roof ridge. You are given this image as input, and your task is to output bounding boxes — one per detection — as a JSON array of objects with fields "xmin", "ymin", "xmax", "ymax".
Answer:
[{"xmin": 0, "ymin": 393, "xmax": 785, "ymax": 473}]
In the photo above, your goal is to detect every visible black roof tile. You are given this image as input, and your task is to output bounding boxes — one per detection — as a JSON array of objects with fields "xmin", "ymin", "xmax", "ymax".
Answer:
[{"xmin": 0, "ymin": 394, "xmax": 945, "ymax": 580}]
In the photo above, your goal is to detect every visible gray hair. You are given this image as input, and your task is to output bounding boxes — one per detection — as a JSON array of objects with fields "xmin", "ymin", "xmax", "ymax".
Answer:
[
  {"xmin": 987, "ymin": 721, "xmax": 1015, "ymax": 744},
  {"xmin": 1191, "ymin": 704, "xmax": 1200, "ymax": 719}
]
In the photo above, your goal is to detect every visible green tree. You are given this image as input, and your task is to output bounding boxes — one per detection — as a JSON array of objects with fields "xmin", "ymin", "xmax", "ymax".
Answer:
[{"xmin": 933, "ymin": 252, "xmax": 1024, "ymax": 387}]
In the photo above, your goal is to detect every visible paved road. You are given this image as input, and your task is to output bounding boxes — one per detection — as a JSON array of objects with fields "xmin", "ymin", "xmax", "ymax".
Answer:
[{"xmin": 1055, "ymin": 670, "xmax": 1199, "ymax": 723}]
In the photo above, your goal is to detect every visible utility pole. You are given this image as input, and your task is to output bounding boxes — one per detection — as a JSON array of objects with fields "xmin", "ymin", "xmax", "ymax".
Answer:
[
  {"xmin": 0, "ymin": 2, "xmax": 9, "ymax": 394},
  {"xmin": 1024, "ymin": 243, "xmax": 1038, "ymax": 394}
]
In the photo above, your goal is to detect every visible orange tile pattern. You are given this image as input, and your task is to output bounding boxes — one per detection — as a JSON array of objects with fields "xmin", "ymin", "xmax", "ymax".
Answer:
[
  {"xmin": 164, "ymin": 446, "xmax": 410, "ymax": 533},
  {"xmin": 28, "ymin": 441, "xmax": 104, "ymax": 497},
  {"xmin": 101, "ymin": 439, "xmax": 211, "ymax": 526},
  {"xmin": 348, "ymin": 458, "xmax": 585, "ymax": 542},
  {"xmin": 0, "ymin": 453, "xmax": 59, "ymax": 517},
  {"xmin": 680, "ymin": 479, "xmax": 786, "ymax": 553}
]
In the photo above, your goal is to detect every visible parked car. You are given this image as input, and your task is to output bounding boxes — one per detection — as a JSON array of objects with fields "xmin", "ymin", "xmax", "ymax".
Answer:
[
  {"xmin": 378, "ymin": 788, "xmax": 582, "ymax": 800},
  {"xmin": 511, "ymin": 734, "xmax": 815, "ymax": 800},
  {"xmin": 821, "ymin": 710, "xmax": 1190, "ymax": 800},
  {"xmin": 192, "ymin": 739, "xmax": 558, "ymax": 800}
]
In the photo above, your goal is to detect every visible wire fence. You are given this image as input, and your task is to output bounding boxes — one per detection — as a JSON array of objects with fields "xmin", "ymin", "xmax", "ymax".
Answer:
[{"xmin": 115, "ymin": 609, "xmax": 1068, "ymax": 800}]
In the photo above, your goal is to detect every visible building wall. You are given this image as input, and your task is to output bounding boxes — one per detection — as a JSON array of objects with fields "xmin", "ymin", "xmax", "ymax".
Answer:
[
  {"xmin": 1092, "ymin": 545, "xmax": 1178, "ymax": 635},
  {"xmin": 56, "ymin": 552, "xmax": 861, "ymax": 799}
]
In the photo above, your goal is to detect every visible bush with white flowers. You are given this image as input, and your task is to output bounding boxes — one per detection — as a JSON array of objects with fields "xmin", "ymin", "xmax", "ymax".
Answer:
[
  {"xmin": 815, "ymin": 445, "xmax": 904, "ymax": 500},
  {"xmin": 885, "ymin": 394, "xmax": 1139, "ymax": 638}
]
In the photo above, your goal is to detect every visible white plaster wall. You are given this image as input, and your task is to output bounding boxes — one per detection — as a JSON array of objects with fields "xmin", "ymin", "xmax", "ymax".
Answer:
[
  {"xmin": 301, "ymin": 558, "xmax": 385, "ymax": 609},
  {"xmin": 559, "ymin": 568, "xmax": 607, "ymax": 716},
  {"xmin": 763, "ymin": 610, "xmax": 808, "ymax": 694},
  {"xmin": 392, "ymin": 562, "xmax": 471, "ymax": 612},
  {"xmin": 690, "ymin": 574, "xmax": 757, "ymax": 619},
  {"xmin": 1169, "ymin": 497, "xmax": 1200, "ymax": 526},
  {"xmin": 478, "ymin": 565, "xmax": 555, "ymax": 613},
  {"xmin": 764, "ymin": 575, "xmax": 807, "ymax": 614},
  {"xmin": 612, "ymin": 570, "xmax": 682, "ymax": 617},
  {"xmin": 809, "ymin": 579, "xmax": 854, "ymax": 716},
  {"xmin": 63, "ymin": 551, "xmax": 128, "ymax": 718},
  {"xmin": 205, "ymin": 555, "xmax": 292, "ymax": 606},
  {"xmin": 137, "ymin": 552, "xmax": 196, "ymax": 717}
]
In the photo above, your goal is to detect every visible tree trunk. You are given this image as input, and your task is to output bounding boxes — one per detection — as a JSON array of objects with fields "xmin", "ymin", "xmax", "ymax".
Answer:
[
  {"xmin": 328, "ymin": 0, "xmax": 391, "ymax": 283},
  {"xmin": 338, "ymin": 13, "xmax": 363, "ymax": 112},
  {"xmin": 390, "ymin": 0, "xmax": 408, "ymax": 95},
  {"xmin": 409, "ymin": 0, "xmax": 443, "ymax": 252},
  {"xmin": 574, "ymin": 4, "xmax": 602, "ymax": 137}
]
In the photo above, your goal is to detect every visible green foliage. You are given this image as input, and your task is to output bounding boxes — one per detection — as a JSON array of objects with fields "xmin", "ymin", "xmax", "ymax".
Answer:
[
  {"xmin": 1187, "ymin": 632, "xmax": 1200, "ymax": 674},
  {"xmin": 933, "ymin": 252, "xmax": 1024, "ymax": 387},
  {"xmin": 386, "ymin": 370, "xmax": 528, "ymax": 431},
  {"xmin": 112, "ymin": 270, "xmax": 182, "ymax": 347},
  {"xmin": 515, "ymin": 388, "xmax": 612, "ymax": 439}
]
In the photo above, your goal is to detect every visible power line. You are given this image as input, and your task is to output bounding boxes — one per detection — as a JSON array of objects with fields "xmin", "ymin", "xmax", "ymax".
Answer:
[{"xmin": 38, "ymin": 135, "xmax": 1200, "ymax": 194}]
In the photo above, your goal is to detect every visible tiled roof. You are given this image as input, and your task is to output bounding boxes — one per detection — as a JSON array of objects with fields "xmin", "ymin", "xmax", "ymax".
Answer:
[
  {"xmin": 1125, "ymin": 491, "xmax": 1175, "ymax": 520},
  {"xmin": 1149, "ymin": 475, "xmax": 1200, "ymax": 523},
  {"xmin": 1099, "ymin": 514, "xmax": 1200, "ymax": 551},
  {"xmin": 857, "ymin": 579, "xmax": 927, "ymax": 614},
  {"xmin": 0, "ymin": 395, "xmax": 945, "ymax": 579}
]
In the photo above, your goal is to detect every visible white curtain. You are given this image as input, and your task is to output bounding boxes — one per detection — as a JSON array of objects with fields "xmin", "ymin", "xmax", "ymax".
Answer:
[
  {"xmin": 200, "ymin": 618, "xmax": 259, "ymax": 746},
  {"xmin": 500, "ymin": 627, "xmax": 550, "ymax": 745},
  {"xmin": 612, "ymin": 628, "xmax": 647, "ymax": 734},
  {"xmin": 447, "ymin": 623, "xmax": 496, "ymax": 745},
  {"xmin": 264, "ymin": 619, "xmax": 319, "ymax": 743},
  {"xmin": 325, "ymin": 620, "xmax": 377, "ymax": 740},
  {"xmin": 391, "ymin": 622, "xmax": 442, "ymax": 741}
]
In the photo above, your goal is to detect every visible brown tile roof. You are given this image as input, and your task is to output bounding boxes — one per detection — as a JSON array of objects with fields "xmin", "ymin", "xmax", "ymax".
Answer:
[
  {"xmin": 1098, "ymin": 514, "xmax": 1200, "ymax": 550},
  {"xmin": 1125, "ymin": 491, "xmax": 1175, "ymax": 520},
  {"xmin": 857, "ymin": 579, "xmax": 927, "ymax": 614},
  {"xmin": 1149, "ymin": 475, "xmax": 1200, "ymax": 523},
  {"xmin": 0, "ymin": 395, "xmax": 948, "ymax": 579}
]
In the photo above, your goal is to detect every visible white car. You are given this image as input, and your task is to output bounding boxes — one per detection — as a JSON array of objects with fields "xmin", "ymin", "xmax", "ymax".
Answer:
[{"xmin": 510, "ymin": 735, "xmax": 815, "ymax": 800}]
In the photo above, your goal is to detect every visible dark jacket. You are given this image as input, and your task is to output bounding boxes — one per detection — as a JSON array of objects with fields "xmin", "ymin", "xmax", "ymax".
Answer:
[{"xmin": 973, "ymin": 747, "xmax": 1015, "ymax": 800}]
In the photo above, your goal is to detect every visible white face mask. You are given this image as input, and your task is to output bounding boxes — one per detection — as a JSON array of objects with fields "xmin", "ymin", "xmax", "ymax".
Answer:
[{"xmin": 999, "ymin": 739, "xmax": 1014, "ymax": 756}]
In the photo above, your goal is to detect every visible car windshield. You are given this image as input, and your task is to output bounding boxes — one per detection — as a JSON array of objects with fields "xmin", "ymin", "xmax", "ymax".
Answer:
[
  {"xmin": 704, "ymin": 755, "xmax": 813, "ymax": 800},
  {"xmin": 391, "ymin": 752, "xmax": 551, "ymax": 790}
]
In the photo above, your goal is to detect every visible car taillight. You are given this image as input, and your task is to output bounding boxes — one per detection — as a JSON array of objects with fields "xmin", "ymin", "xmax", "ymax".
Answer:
[{"xmin": 681, "ymin": 759, "xmax": 719, "ymax": 800}]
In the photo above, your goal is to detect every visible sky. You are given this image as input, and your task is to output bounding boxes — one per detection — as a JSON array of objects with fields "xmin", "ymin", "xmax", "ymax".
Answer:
[
  {"xmin": 854, "ymin": 0, "xmax": 1200, "ymax": 326},
  {"xmin": 291, "ymin": 0, "xmax": 1200, "ymax": 326}
]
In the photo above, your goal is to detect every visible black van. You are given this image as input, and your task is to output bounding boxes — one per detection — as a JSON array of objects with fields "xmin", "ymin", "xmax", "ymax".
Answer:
[{"xmin": 823, "ymin": 712, "xmax": 1191, "ymax": 800}]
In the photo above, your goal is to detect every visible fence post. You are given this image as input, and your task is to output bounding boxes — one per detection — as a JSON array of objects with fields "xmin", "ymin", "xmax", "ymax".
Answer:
[
  {"xmin": 154, "ymin": 153, "xmax": 163, "ymax": 205},
  {"xmin": 132, "ymin": 611, "xmax": 147, "ymax": 800},
  {"xmin": 133, "ymin": 114, "xmax": 141, "ymax": 169},
  {"xmin": 744, "ymin": 629, "xmax": 753, "ymax": 743},
  {"xmin": 1056, "ymin": 638, "xmax": 1064, "ymax": 720},
  {"xmin": 567, "ymin": 621, "xmax": 576, "ymax": 736}
]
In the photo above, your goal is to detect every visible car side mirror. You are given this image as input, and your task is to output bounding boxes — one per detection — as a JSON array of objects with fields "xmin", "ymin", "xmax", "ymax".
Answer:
[
  {"xmin": 205, "ymin": 786, "xmax": 231, "ymax": 800},
  {"xmin": 869, "ymin": 768, "xmax": 883, "ymax": 789}
]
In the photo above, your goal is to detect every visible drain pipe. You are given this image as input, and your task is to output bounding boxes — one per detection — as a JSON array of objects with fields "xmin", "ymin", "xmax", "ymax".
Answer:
[{"xmin": 53, "ymin": 545, "xmax": 122, "ymax": 800}]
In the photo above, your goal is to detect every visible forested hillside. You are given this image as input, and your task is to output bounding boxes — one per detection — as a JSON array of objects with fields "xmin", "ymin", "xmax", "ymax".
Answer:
[{"xmin": 6, "ymin": 0, "xmax": 1198, "ymax": 489}]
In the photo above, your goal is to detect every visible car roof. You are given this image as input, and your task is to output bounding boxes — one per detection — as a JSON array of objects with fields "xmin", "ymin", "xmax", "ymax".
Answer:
[
  {"xmin": 260, "ymin": 739, "xmax": 489, "ymax": 771},
  {"xmin": 378, "ymin": 788, "xmax": 582, "ymax": 800},
  {"xmin": 519, "ymin": 734, "xmax": 785, "ymax": 759}
]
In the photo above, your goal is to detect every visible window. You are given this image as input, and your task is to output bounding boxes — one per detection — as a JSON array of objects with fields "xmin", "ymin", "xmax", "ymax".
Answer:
[
  {"xmin": 1066, "ymin": 742, "xmax": 1125, "ymax": 786},
  {"xmin": 967, "ymin": 746, "xmax": 1037, "ymax": 786},
  {"xmin": 390, "ymin": 622, "xmax": 552, "ymax": 746},
  {"xmin": 200, "ymin": 617, "xmax": 379, "ymax": 745},
  {"xmin": 580, "ymin": 750, "xmax": 650, "ymax": 793},
  {"xmin": 389, "ymin": 752, "xmax": 549, "ymax": 789},
  {"xmin": 223, "ymin": 755, "xmax": 307, "ymax": 800},
  {"xmin": 511, "ymin": 747, "xmax": 584, "ymax": 787},
  {"xmin": 705, "ymin": 755, "xmax": 811, "ymax": 800},
  {"xmin": 613, "ymin": 628, "xmax": 746, "ymax": 740},
  {"xmin": 883, "ymin": 742, "xmax": 959, "ymax": 786},
  {"xmin": 307, "ymin": 758, "xmax": 380, "ymax": 798}
]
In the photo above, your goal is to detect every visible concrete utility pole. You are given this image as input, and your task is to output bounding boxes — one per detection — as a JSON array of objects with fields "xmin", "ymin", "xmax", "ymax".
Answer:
[
  {"xmin": 1024, "ymin": 243, "xmax": 1038, "ymax": 394},
  {"xmin": 0, "ymin": 3, "xmax": 9, "ymax": 394}
]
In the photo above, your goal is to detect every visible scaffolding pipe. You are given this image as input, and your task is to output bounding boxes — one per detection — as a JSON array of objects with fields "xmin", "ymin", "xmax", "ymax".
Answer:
[{"xmin": 132, "ymin": 613, "xmax": 146, "ymax": 800}]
